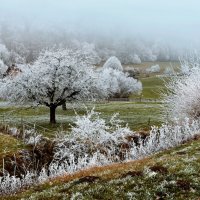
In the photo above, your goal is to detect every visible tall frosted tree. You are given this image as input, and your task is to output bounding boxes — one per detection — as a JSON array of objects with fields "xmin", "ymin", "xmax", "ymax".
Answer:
[{"xmin": 0, "ymin": 48, "xmax": 105, "ymax": 123}]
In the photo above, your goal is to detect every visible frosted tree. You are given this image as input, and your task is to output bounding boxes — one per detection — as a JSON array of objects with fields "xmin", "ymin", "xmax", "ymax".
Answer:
[
  {"xmin": 179, "ymin": 53, "xmax": 200, "ymax": 74},
  {"xmin": 0, "ymin": 42, "xmax": 24, "ymax": 68},
  {"xmin": 98, "ymin": 56, "xmax": 142, "ymax": 98},
  {"xmin": 146, "ymin": 64, "xmax": 160, "ymax": 73},
  {"xmin": 70, "ymin": 40, "xmax": 101, "ymax": 65},
  {"xmin": 0, "ymin": 44, "xmax": 10, "ymax": 78},
  {"xmin": 131, "ymin": 54, "xmax": 141, "ymax": 64},
  {"xmin": 0, "ymin": 59, "xmax": 8, "ymax": 78},
  {"xmin": 0, "ymin": 43, "xmax": 10, "ymax": 62},
  {"xmin": 103, "ymin": 56, "xmax": 123, "ymax": 71},
  {"xmin": 0, "ymin": 48, "xmax": 106, "ymax": 124}
]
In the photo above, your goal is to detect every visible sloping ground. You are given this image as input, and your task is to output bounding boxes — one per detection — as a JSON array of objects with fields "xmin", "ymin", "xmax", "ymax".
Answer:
[
  {"xmin": 4, "ymin": 137, "xmax": 200, "ymax": 200},
  {"xmin": 0, "ymin": 133, "xmax": 25, "ymax": 164},
  {"xmin": 0, "ymin": 133, "xmax": 30, "ymax": 178}
]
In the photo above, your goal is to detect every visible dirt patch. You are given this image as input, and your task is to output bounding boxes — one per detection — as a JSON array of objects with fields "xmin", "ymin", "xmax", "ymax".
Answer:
[
  {"xmin": 74, "ymin": 176, "xmax": 100, "ymax": 184},
  {"xmin": 176, "ymin": 180, "xmax": 191, "ymax": 190},
  {"xmin": 121, "ymin": 170, "xmax": 143, "ymax": 178},
  {"xmin": 150, "ymin": 165, "xmax": 168, "ymax": 174}
]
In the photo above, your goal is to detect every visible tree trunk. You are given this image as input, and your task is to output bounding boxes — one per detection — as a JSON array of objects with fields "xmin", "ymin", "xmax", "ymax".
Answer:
[
  {"xmin": 62, "ymin": 102, "xmax": 67, "ymax": 110},
  {"xmin": 50, "ymin": 105, "xmax": 57, "ymax": 124}
]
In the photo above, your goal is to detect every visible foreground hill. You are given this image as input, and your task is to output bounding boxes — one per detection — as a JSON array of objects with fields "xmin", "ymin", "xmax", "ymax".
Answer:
[{"xmin": 3, "ymin": 137, "xmax": 200, "ymax": 200}]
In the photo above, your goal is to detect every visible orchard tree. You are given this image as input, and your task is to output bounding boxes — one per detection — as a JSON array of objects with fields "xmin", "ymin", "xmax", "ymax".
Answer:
[{"xmin": 0, "ymin": 48, "xmax": 106, "ymax": 124}]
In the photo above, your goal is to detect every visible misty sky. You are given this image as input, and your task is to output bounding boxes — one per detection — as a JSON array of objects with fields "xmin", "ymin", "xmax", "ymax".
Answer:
[{"xmin": 0, "ymin": 0, "xmax": 200, "ymax": 46}]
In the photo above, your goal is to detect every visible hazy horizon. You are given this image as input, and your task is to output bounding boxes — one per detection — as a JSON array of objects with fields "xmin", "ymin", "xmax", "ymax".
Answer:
[{"xmin": 0, "ymin": 0, "xmax": 199, "ymax": 46}]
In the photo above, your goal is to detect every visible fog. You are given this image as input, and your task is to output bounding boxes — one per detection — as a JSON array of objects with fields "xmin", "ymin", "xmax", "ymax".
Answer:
[{"xmin": 0, "ymin": 0, "xmax": 200, "ymax": 62}]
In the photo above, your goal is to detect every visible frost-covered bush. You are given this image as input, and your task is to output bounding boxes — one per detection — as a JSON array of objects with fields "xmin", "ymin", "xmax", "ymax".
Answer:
[
  {"xmin": 50, "ymin": 114, "xmax": 200, "ymax": 177},
  {"xmin": 23, "ymin": 129, "xmax": 42, "ymax": 145},
  {"xmin": 146, "ymin": 64, "xmax": 160, "ymax": 73},
  {"xmin": 118, "ymin": 53, "xmax": 142, "ymax": 64},
  {"xmin": 128, "ymin": 118, "xmax": 200, "ymax": 159},
  {"xmin": 164, "ymin": 66, "xmax": 200, "ymax": 120},
  {"xmin": 6, "ymin": 126, "xmax": 42, "ymax": 145},
  {"xmin": 103, "ymin": 56, "xmax": 123, "ymax": 71},
  {"xmin": 131, "ymin": 54, "xmax": 141, "ymax": 64},
  {"xmin": 99, "ymin": 68, "xmax": 142, "ymax": 97},
  {"xmin": 180, "ymin": 54, "xmax": 200, "ymax": 74},
  {"xmin": 0, "ymin": 44, "xmax": 10, "ymax": 65},
  {"xmin": 99, "ymin": 57, "xmax": 142, "ymax": 98},
  {"xmin": 53, "ymin": 109, "xmax": 135, "ymax": 164},
  {"xmin": 0, "ymin": 59, "xmax": 8, "ymax": 78},
  {"xmin": 0, "ymin": 170, "xmax": 49, "ymax": 195},
  {"xmin": 139, "ymin": 47, "xmax": 157, "ymax": 62}
]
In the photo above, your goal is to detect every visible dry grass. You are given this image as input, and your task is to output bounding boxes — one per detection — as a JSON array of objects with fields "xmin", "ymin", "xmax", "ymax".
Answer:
[
  {"xmin": 0, "ymin": 133, "xmax": 25, "ymax": 159},
  {"xmin": 51, "ymin": 156, "xmax": 154, "ymax": 185}
]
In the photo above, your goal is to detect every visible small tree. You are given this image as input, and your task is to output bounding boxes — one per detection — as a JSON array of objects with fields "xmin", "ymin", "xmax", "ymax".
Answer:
[
  {"xmin": 103, "ymin": 56, "xmax": 123, "ymax": 71},
  {"xmin": 0, "ymin": 48, "xmax": 105, "ymax": 124},
  {"xmin": 146, "ymin": 64, "xmax": 160, "ymax": 73},
  {"xmin": 99, "ymin": 56, "xmax": 142, "ymax": 98}
]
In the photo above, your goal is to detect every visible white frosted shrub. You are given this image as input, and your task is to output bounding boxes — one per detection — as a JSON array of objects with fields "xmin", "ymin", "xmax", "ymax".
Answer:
[
  {"xmin": 0, "ymin": 59, "xmax": 7, "ymax": 78},
  {"xmin": 146, "ymin": 64, "xmax": 160, "ymax": 73},
  {"xmin": 164, "ymin": 67, "xmax": 200, "ymax": 120},
  {"xmin": 49, "ymin": 115, "xmax": 200, "ymax": 177},
  {"xmin": 103, "ymin": 56, "xmax": 123, "ymax": 71},
  {"xmin": 0, "ymin": 44, "xmax": 10, "ymax": 65},
  {"xmin": 129, "ymin": 118, "xmax": 200, "ymax": 159},
  {"xmin": 131, "ymin": 54, "xmax": 141, "ymax": 64},
  {"xmin": 99, "ymin": 62, "xmax": 142, "ymax": 97},
  {"xmin": 180, "ymin": 54, "xmax": 200, "ymax": 74},
  {"xmin": 53, "ymin": 109, "xmax": 134, "ymax": 164},
  {"xmin": 0, "ymin": 172, "xmax": 36, "ymax": 195}
]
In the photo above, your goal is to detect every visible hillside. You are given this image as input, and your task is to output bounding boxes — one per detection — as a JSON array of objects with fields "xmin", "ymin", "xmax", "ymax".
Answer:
[{"xmin": 3, "ymin": 137, "xmax": 200, "ymax": 200}]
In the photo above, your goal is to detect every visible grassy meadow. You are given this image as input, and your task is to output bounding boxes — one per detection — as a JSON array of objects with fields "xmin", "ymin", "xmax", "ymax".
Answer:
[{"xmin": 0, "ymin": 101, "xmax": 163, "ymax": 137}]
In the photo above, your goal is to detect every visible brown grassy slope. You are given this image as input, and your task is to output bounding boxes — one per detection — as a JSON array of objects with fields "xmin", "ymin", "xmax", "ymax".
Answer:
[{"xmin": 4, "ymin": 136, "xmax": 200, "ymax": 200}]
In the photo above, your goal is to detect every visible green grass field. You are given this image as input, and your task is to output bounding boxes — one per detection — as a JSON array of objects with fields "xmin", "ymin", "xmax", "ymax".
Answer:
[
  {"xmin": 138, "ymin": 76, "xmax": 168, "ymax": 99},
  {"xmin": 129, "ymin": 61, "xmax": 177, "ymax": 99},
  {"xmin": 129, "ymin": 76, "xmax": 167, "ymax": 100},
  {"xmin": 0, "ymin": 101, "xmax": 163, "ymax": 137}
]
